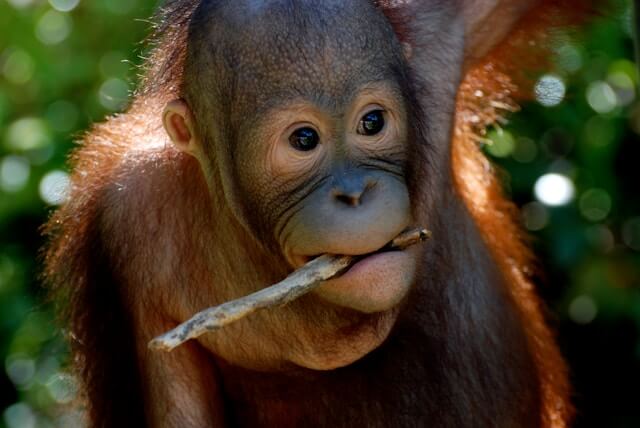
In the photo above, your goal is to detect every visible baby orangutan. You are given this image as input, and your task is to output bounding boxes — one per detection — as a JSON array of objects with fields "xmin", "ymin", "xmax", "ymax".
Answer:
[{"xmin": 44, "ymin": 0, "xmax": 603, "ymax": 426}]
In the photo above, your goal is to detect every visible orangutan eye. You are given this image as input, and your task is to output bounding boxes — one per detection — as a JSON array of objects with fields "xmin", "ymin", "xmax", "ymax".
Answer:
[
  {"xmin": 357, "ymin": 110, "xmax": 385, "ymax": 136},
  {"xmin": 289, "ymin": 127, "xmax": 320, "ymax": 151}
]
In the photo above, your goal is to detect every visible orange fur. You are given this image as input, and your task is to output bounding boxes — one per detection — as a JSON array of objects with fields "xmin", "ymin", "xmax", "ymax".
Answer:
[{"xmin": 454, "ymin": 2, "xmax": 603, "ymax": 426}]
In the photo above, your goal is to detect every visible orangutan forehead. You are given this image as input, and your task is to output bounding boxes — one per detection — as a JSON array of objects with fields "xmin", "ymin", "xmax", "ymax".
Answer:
[{"xmin": 184, "ymin": 0, "xmax": 404, "ymax": 113}]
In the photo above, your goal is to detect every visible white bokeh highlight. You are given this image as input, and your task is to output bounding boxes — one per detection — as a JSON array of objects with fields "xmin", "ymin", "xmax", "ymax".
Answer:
[
  {"xmin": 39, "ymin": 170, "xmax": 70, "ymax": 205},
  {"xmin": 535, "ymin": 74, "xmax": 566, "ymax": 107},
  {"xmin": 534, "ymin": 173, "xmax": 575, "ymax": 207},
  {"xmin": 586, "ymin": 81, "xmax": 618, "ymax": 114}
]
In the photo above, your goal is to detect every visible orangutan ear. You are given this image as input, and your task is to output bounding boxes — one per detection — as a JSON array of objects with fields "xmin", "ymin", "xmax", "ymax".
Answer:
[{"xmin": 163, "ymin": 99, "xmax": 200, "ymax": 156}]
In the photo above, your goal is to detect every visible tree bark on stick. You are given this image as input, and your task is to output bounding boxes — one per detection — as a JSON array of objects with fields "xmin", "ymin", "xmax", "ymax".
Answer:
[{"xmin": 149, "ymin": 228, "xmax": 431, "ymax": 352}]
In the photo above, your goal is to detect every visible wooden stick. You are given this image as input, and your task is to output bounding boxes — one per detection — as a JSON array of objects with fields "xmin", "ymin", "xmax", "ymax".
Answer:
[{"xmin": 149, "ymin": 228, "xmax": 431, "ymax": 352}]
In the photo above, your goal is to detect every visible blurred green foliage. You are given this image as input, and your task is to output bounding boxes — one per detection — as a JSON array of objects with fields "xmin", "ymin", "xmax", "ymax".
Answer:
[
  {"xmin": 0, "ymin": 0, "xmax": 638, "ymax": 427},
  {"xmin": 0, "ymin": 0, "xmax": 158, "ymax": 426}
]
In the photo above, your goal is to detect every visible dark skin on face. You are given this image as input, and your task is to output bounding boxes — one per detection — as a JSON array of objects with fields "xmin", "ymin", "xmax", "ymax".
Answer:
[{"xmin": 164, "ymin": 0, "xmax": 418, "ymax": 369}]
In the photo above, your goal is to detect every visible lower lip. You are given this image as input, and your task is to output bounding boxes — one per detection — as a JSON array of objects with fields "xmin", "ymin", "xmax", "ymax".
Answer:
[
  {"xmin": 311, "ymin": 249, "xmax": 416, "ymax": 313},
  {"xmin": 341, "ymin": 251, "xmax": 399, "ymax": 279}
]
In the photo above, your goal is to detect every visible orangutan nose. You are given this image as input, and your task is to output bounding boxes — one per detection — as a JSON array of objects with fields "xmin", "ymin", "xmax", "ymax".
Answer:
[{"xmin": 331, "ymin": 174, "xmax": 377, "ymax": 207}]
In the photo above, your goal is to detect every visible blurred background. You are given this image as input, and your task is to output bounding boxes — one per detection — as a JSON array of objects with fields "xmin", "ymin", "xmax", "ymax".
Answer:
[{"xmin": 0, "ymin": 0, "xmax": 638, "ymax": 427}]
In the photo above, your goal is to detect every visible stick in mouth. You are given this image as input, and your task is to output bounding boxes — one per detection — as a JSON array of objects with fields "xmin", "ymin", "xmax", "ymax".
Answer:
[{"xmin": 149, "ymin": 228, "xmax": 431, "ymax": 352}]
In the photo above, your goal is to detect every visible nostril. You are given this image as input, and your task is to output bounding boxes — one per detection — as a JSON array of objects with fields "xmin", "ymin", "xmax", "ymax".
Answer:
[
  {"xmin": 331, "ymin": 174, "xmax": 378, "ymax": 207},
  {"xmin": 335, "ymin": 193, "xmax": 361, "ymax": 207},
  {"xmin": 332, "ymin": 179, "xmax": 376, "ymax": 207}
]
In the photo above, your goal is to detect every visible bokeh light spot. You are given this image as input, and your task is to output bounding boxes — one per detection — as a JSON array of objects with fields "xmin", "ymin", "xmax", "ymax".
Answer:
[
  {"xmin": 608, "ymin": 71, "xmax": 635, "ymax": 89},
  {"xmin": 585, "ymin": 225, "xmax": 615, "ymax": 254},
  {"xmin": 48, "ymin": 0, "xmax": 80, "ymax": 12},
  {"xmin": 586, "ymin": 81, "xmax": 618, "ymax": 114},
  {"xmin": 38, "ymin": 170, "xmax": 70, "ymax": 205},
  {"xmin": 512, "ymin": 137, "xmax": 538, "ymax": 163},
  {"xmin": 7, "ymin": 0, "xmax": 36, "ymax": 9},
  {"xmin": 5, "ymin": 355, "xmax": 35, "ymax": 388},
  {"xmin": 534, "ymin": 173, "xmax": 575, "ymax": 207},
  {"xmin": 486, "ymin": 128, "xmax": 515, "ymax": 158},
  {"xmin": 1, "ymin": 49, "xmax": 35, "ymax": 85},
  {"xmin": 46, "ymin": 373, "xmax": 78, "ymax": 404},
  {"xmin": 555, "ymin": 43, "xmax": 583, "ymax": 73},
  {"xmin": 2, "ymin": 403, "xmax": 36, "ymax": 428},
  {"xmin": 568, "ymin": 295, "xmax": 598, "ymax": 324},
  {"xmin": 56, "ymin": 410, "xmax": 85, "ymax": 427},
  {"xmin": 579, "ymin": 188, "xmax": 612, "ymax": 222},
  {"xmin": 0, "ymin": 156, "xmax": 30, "ymax": 193},
  {"xmin": 535, "ymin": 74, "xmax": 566, "ymax": 107},
  {"xmin": 622, "ymin": 217, "xmax": 640, "ymax": 251},
  {"xmin": 608, "ymin": 59, "xmax": 639, "ymax": 85},
  {"xmin": 521, "ymin": 201, "xmax": 549, "ymax": 231},
  {"xmin": 5, "ymin": 118, "xmax": 51, "ymax": 151},
  {"xmin": 607, "ymin": 71, "xmax": 636, "ymax": 106},
  {"xmin": 36, "ymin": 10, "xmax": 72, "ymax": 45},
  {"xmin": 99, "ymin": 78, "xmax": 130, "ymax": 111}
]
